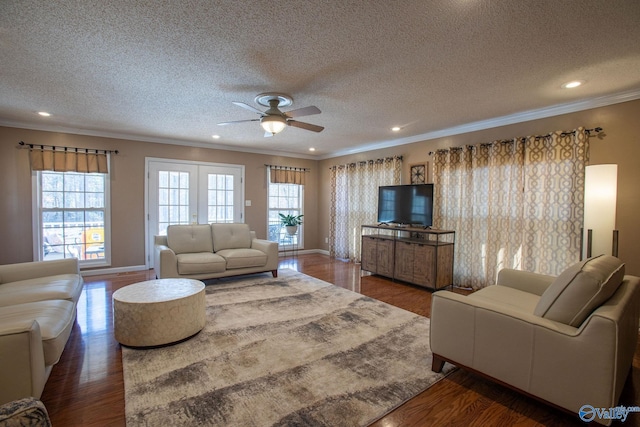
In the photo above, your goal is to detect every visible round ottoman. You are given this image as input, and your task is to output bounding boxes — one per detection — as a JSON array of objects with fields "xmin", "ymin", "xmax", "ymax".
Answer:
[{"xmin": 113, "ymin": 278, "xmax": 206, "ymax": 347}]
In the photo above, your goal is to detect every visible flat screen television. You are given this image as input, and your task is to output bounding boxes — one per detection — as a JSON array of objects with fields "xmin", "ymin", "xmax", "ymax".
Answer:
[{"xmin": 377, "ymin": 184, "xmax": 434, "ymax": 227}]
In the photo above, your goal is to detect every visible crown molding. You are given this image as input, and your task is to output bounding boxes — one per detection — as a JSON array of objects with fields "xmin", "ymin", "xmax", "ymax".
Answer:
[
  {"xmin": 0, "ymin": 120, "xmax": 319, "ymax": 160},
  {"xmin": 3, "ymin": 88, "xmax": 640, "ymax": 161},
  {"xmin": 318, "ymin": 88, "xmax": 640, "ymax": 159}
]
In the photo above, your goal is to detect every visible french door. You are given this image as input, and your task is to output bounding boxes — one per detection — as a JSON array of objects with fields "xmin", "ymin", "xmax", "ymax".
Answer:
[{"xmin": 146, "ymin": 158, "xmax": 244, "ymax": 267}]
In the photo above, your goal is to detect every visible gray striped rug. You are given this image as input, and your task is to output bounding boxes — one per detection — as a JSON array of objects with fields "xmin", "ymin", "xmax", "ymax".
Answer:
[{"xmin": 122, "ymin": 269, "xmax": 453, "ymax": 426}]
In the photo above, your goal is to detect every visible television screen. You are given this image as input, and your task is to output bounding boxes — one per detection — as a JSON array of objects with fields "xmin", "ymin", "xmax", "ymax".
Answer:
[{"xmin": 377, "ymin": 184, "xmax": 434, "ymax": 226}]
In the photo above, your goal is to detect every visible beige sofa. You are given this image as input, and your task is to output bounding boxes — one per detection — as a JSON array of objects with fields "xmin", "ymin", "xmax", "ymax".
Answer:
[
  {"xmin": 430, "ymin": 255, "xmax": 640, "ymax": 426},
  {"xmin": 154, "ymin": 223, "xmax": 279, "ymax": 280},
  {"xmin": 0, "ymin": 258, "xmax": 83, "ymax": 405}
]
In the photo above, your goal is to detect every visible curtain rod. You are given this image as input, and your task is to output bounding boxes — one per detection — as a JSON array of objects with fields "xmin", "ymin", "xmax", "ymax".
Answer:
[
  {"xmin": 265, "ymin": 164, "xmax": 310, "ymax": 172},
  {"xmin": 19, "ymin": 141, "xmax": 119, "ymax": 155},
  {"xmin": 428, "ymin": 127, "xmax": 603, "ymax": 156},
  {"xmin": 329, "ymin": 155, "xmax": 403, "ymax": 170}
]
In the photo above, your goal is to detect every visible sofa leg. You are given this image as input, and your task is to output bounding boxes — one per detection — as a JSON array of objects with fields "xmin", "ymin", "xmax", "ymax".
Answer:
[
  {"xmin": 432, "ymin": 354, "xmax": 445, "ymax": 373},
  {"xmin": 272, "ymin": 270, "xmax": 278, "ymax": 278}
]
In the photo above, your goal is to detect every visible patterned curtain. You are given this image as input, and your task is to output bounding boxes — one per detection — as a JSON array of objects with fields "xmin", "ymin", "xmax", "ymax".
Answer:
[
  {"xmin": 433, "ymin": 128, "xmax": 589, "ymax": 290},
  {"xmin": 30, "ymin": 146, "xmax": 109, "ymax": 173},
  {"xmin": 330, "ymin": 156, "xmax": 402, "ymax": 262}
]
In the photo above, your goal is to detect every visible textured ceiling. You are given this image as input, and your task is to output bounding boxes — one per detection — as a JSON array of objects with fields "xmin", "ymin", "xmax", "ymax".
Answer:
[{"xmin": 1, "ymin": 1, "xmax": 640, "ymax": 158}]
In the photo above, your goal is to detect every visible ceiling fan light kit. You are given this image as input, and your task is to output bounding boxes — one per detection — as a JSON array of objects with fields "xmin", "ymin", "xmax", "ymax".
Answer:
[
  {"xmin": 261, "ymin": 115, "xmax": 287, "ymax": 135},
  {"xmin": 218, "ymin": 92, "xmax": 324, "ymax": 137}
]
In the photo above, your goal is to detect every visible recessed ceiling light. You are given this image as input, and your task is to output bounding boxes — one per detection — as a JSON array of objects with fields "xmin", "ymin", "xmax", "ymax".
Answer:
[
  {"xmin": 211, "ymin": 134, "xmax": 221, "ymax": 139},
  {"xmin": 391, "ymin": 126, "xmax": 401, "ymax": 132},
  {"xmin": 38, "ymin": 111, "xmax": 51, "ymax": 117},
  {"xmin": 309, "ymin": 147, "xmax": 316, "ymax": 152},
  {"xmin": 562, "ymin": 80, "xmax": 584, "ymax": 89}
]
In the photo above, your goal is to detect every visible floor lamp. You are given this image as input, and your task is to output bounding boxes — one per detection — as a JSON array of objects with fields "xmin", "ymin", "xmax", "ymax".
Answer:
[{"xmin": 581, "ymin": 164, "xmax": 618, "ymax": 260}]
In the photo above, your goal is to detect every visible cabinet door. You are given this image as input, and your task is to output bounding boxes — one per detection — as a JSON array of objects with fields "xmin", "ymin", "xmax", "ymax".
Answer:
[
  {"xmin": 376, "ymin": 238, "xmax": 395, "ymax": 277},
  {"xmin": 394, "ymin": 241, "xmax": 414, "ymax": 282},
  {"xmin": 435, "ymin": 244, "xmax": 455, "ymax": 289},
  {"xmin": 413, "ymin": 244, "xmax": 435, "ymax": 287},
  {"xmin": 361, "ymin": 236, "xmax": 378, "ymax": 273}
]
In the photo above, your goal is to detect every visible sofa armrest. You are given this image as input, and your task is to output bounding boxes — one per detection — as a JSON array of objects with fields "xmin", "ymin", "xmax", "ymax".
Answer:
[
  {"xmin": 430, "ymin": 290, "xmax": 577, "ymax": 369},
  {"xmin": 250, "ymin": 238, "xmax": 276, "ymax": 254},
  {"xmin": 154, "ymin": 244, "xmax": 179, "ymax": 279},
  {"xmin": 251, "ymin": 239, "xmax": 279, "ymax": 269},
  {"xmin": 0, "ymin": 259, "xmax": 79, "ymax": 285},
  {"xmin": 496, "ymin": 268, "xmax": 555, "ymax": 296},
  {"xmin": 0, "ymin": 320, "xmax": 47, "ymax": 405}
]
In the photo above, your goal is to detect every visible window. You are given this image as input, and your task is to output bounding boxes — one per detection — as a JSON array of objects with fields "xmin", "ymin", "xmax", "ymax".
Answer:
[
  {"xmin": 33, "ymin": 170, "xmax": 110, "ymax": 267},
  {"xmin": 268, "ymin": 175, "xmax": 304, "ymax": 249}
]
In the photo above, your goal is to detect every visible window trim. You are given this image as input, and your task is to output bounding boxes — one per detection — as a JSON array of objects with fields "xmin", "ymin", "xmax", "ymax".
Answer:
[{"xmin": 32, "ymin": 167, "xmax": 112, "ymax": 268}]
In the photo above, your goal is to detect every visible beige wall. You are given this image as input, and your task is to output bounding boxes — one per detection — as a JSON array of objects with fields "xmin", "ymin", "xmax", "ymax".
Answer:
[
  {"xmin": 318, "ymin": 99, "xmax": 640, "ymax": 276},
  {"xmin": 2, "ymin": 98, "xmax": 639, "ymax": 275},
  {"xmin": 0, "ymin": 127, "xmax": 320, "ymax": 268}
]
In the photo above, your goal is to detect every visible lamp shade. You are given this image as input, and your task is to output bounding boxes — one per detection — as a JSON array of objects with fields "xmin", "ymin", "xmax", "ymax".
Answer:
[
  {"xmin": 583, "ymin": 164, "xmax": 617, "ymax": 258},
  {"xmin": 261, "ymin": 116, "xmax": 287, "ymax": 134}
]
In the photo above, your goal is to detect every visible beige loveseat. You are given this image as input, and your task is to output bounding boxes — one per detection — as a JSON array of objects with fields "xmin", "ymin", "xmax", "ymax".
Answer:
[
  {"xmin": 154, "ymin": 223, "xmax": 279, "ymax": 280},
  {"xmin": 430, "ymin": 255, "xmax": 640, "ymax": 425},
  {"xmin": 0, "ymin": 258, "xmax": 83, "ymax": 405}
]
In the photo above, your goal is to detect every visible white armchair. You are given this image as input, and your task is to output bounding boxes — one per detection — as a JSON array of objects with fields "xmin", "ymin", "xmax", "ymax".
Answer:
[{"xmin": 430, "ymin": 255, "xmax": 640, "ymax": 426}]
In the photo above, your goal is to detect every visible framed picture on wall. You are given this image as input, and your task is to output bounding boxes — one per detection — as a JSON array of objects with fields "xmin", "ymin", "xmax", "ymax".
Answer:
[{"xmin": 410, "ymin": 163, "xmax": 427, "ymax": 184}]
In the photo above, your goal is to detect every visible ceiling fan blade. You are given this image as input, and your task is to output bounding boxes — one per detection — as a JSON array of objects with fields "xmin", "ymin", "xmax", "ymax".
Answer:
[
  {"xmin": 284, "ymin": 105, "xmax": 321, "ymax": 118},
  {"xmin": 232, "ymin": 101, "xmax": 264, "ymax": 115},
  {"xmin": 288, "ymin": 120, "xmax": 324, "ymax": 133},
  {"xmin": 217, "ymin": 119, "xmax": 260, "ymax": 126}
]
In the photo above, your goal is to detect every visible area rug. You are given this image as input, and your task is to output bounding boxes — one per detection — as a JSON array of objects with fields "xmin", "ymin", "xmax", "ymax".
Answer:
[{"xmin": 121, "ymin": 269, "xmax": 454, "ymax": 426}]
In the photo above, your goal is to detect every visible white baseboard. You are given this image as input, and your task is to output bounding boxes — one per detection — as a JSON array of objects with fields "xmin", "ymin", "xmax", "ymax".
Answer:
[
  {"xmin": 278, "ymin": 248, "xmax": 330, "ymax": 257},
  {"xmin": 81, "ymin": 264, "xmax": 149, "ymax": 277}
]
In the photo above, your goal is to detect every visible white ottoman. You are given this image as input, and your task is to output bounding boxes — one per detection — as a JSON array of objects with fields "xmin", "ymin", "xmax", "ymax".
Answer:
[{"xmin": 113, "ymin": 278, "xmax": 205, "ymax": 347}]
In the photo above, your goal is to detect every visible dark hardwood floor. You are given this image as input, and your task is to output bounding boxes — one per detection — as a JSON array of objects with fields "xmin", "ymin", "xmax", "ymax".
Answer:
[{"xmin": 39, "ymin": 254, "xmax": 640, "ymax": 426}]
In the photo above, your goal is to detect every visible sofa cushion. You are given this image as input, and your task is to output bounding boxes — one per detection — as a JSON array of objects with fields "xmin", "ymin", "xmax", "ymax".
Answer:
[
  {"xmin": 0, "ymin": 300, "xmax": 75, "ymax": 366},
  {"xmin": 176, "ymin": 252, "xmax": 226, "ymax": 275},
  {"xmin": 0, "ymin": 274, "xmax": 83, "ymax": 307},
  {"xmin": 167, "ymin": 225, "xmax": 213, "ymax": 255},
  {"xmin": 533, "ymin": 255, "xmax": 625, "ymax": 327},
  {"xmin": 216, "ymin": 249, "xmax": 268, "ymax": 269},
  {"xmin": 211, "ymin": 223, "xmax": 251, "ymax": 251}
]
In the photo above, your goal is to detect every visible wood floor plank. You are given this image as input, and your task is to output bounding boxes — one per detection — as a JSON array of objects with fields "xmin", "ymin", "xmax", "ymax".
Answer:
[{"xmin": 37, "ymin": 254, "xmax": 640, "ymax": 426}]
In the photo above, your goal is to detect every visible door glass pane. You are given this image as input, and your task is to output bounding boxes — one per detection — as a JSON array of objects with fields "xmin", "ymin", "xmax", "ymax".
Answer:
[
  {"xmin": 207, "ymin": 173, "xmax": 234, "ymax": 223},
  {"xmin": 157, "ymin": 170, "xmax": 190, "ymax": 235}
]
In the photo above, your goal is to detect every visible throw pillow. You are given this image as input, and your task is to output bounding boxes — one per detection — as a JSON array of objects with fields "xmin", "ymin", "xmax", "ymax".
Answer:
[{"xmin": 533, "ymin": 255, "xmax": 625, "ymax": 327}]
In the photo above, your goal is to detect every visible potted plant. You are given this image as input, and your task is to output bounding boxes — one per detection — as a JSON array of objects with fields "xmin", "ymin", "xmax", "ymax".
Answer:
[{"xmin": 279, "ymin": 213, "xmax": 303, "ymax": 236}]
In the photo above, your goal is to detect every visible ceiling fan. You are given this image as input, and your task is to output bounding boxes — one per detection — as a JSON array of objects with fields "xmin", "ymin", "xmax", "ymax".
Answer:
[{"xmin": 217, "ymin": 93, "xmax": 324, "ymax": 137}]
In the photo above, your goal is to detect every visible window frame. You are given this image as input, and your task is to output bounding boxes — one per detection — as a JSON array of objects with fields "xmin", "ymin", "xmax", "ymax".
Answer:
[
  {"xmin": 32, "ymin": 167, "xmax": 111, "ymax": 268},
  {"xmin": 267, "ymin": 171, "xmax": 304, "ymax": 250}
]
